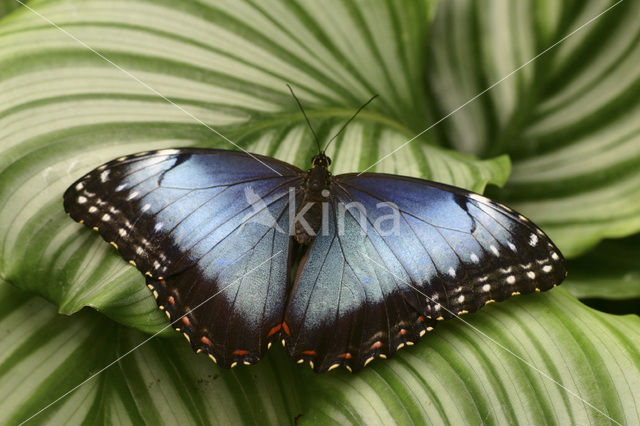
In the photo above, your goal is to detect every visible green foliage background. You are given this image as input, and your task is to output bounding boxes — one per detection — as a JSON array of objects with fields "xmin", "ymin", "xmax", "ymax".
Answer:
[{"xmin": 0, "ymin": 0, "xmax": 639, "ymax": 424}]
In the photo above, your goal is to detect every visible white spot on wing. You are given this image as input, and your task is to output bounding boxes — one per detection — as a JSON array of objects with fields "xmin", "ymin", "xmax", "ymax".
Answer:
[
  {"xmin": 529, "ymin": 234, "xmax": 538, "ymax": 246},
  {"xmin": 154, "ymin": 222, "xmax": 163, "ymax": 232},
  {"xmin": 101, "ymin": 213, "xmax": 111, "ymax": 221},
  {"xmin": 118, "ymin": 228, "xmax": 127, "ymax": 237},
  {"xmin": 508, "ymin": 242, "xmax": 517, "ymax": 252},
  {"xmin": 88, "ymin": 206, "xmax": 97, "ymax": 213},
  {"xmin": 490, "ymin": 245, "xmax": 499, "ymax": 256},
  {"xmin": 447, "ymin": 267, "xmax": 456, "ymax": 277},
  {"xmin": 75, "ymin": 182, "xmax": 84, "ymax": 190},
  {"xmin": 127, "ymin": 191, "xmax": 139, "ymax": 200},
  {"xmin": 551, "ymin": 252, "xmax": 559, "ymax": 261},
  {"xmin": 470, "ymin": 253, "xmax": 479, "ymax": 263},
  {"xmin": 115, "ymin": 184, "xmax": 126, "ymax": 192},
  {"xmin": 506, "ymin": 275, "xmax": 516, "ymax": 284},
  {"xmin": 77, "ymin": 196, "xmax": 87, "ymax": 204},
  {"xmin": 141, "ymin": 203, "xmax": 151, "ymax": 212},
  {"xmin": 100, "ymin": 170, "xmax": 110, "ymax": 182},
  {"xmin": 482, "ymin": 284, "xmax": 491, "ymax": 292},
  {"xmin": 527, "ymin": 271, "xmax": 536, "ymax": 279},
  {"xmin": 457, "ymin": 295, "xmax": 465, "ymax": 303},
  {"xmin": 542, "ymin": 265, "xmax": 553, "ymax": 273}
]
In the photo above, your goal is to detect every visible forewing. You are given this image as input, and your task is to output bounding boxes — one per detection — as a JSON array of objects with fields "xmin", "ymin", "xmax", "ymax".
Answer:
[
  {"xmin": 64, "ymin": 148, "xmax": 303, "ymax": 367},
  {"xmin": 283, "ymin": 173, "xmax": 566, "ymax": 372}
]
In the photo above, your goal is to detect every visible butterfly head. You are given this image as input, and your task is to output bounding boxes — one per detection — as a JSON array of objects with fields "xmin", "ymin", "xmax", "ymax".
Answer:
[
  {"xmin": 311, "ymin": 152, "xmax": 331, "ymax": 170},
  {"xmin": 307, "ymin": 152, "xmax": 332, "ymax": 198}
]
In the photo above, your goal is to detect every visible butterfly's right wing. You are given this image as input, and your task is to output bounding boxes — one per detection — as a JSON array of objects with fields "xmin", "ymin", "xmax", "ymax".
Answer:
[
  {"xmin": 64, "ymin": 148, "xmax": 303, "ymax": 367},
  {"xmin": 283, "ymin": 173, "xmax": 566, "ymax": 372}
]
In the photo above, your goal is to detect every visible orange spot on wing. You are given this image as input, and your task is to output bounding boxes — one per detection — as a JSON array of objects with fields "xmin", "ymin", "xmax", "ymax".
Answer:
[
  {"xmin": 181, "ymin": 316, "xmax": 191, "ymax": 326},
  {"xmin": 417, "ymin": 315, "xmax": 426, "ymax": 322},
  {"xmin": 200, "ymin": 336, "xmax": 213, "ymax": 346},
  {"xmin": 167, "ymin": 296, "xmax": 175, "ymax": 305},
  {"xmin": 338, "ymin": 353, "xmax": 352, "ymax": 359},
  {"xmin": 301, "ymin": 350, "xmax": 317, "ymax": 356},
  {"xmin": 233, "ymin": 349, "xmax": 249, "ymax": 356},
  {"xmin": 398, "ymin": 329, "xmax": 407, "ymax": 336},
  {"xmin": 281, "ymin": 321, "xmax": 290, "ymax": 335},
  {"xmin": 267, "ymin": 324, "xmax": 282, "ymax": 338},
  {"xmin": 370, "ymin": 341, "xmax": 383, "ymax": 349}
]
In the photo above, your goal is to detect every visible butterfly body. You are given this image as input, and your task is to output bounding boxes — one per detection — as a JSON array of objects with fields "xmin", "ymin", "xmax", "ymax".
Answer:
[
  {"xmin": 63, "ymin": 147, "xmax": 566, "ymax": 372},
  {"xmin": 295, "ymin": 153, "xmax": 332, "ymax": 244}
]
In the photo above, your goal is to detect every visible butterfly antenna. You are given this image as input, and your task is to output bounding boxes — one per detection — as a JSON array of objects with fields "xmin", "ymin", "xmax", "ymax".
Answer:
[
  {"xmin": 287, "ymin": 84, "xmax": 322, "ymax": 153},
  {"xmin": 323, "ymin": 94, "xmax": 378, "ymax": 152}
]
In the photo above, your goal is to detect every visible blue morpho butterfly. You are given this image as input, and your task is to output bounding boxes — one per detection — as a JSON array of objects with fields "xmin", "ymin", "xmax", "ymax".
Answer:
[{"xmin": 63, "ymin": 87, "xmax": 566, "ymax": 372}]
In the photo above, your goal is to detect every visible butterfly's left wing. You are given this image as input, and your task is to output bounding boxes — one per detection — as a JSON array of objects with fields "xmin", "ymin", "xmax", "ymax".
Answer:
[
  {"xmin": 283, "ymin": 173, "xmax": 566, "ymax": 372},
  {"xmin": 64, "ymin": 148, "xmax": 303, "ymax": 367}
]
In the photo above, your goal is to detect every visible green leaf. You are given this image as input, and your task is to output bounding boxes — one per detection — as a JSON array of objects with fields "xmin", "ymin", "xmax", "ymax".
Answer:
[
  {"xmin": 427, "ymin": 0, "xmax": 640, "ymax": 257},
  {"xmin": 304, "ymin": 287, "xmax": 640, "ymax": 425},
  {"xmin": 563, "ymin": 235, "xmax": 640, "ymax": 300},
  {"xmin": 0, "ymin": 280, "xmax": 309, "ymax": 424},
  {"xmin": 0, "ymin": 0, "xmax": 638, "ymax": 424},
  {"xmin": 0, "ymin": 0, "xmax": 507, "ymax": 329},
  {"xmin": 0, "ymin": 0, "xmax": 23, "ymax": 20},
  {"xmin": 2, "ymin": 281, "xmax": 639, "ymax": 424}
]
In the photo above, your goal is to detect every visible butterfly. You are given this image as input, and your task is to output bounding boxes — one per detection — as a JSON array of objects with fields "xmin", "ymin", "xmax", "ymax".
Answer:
[{"xmin": 63, "ymin": 89, "xmax": 566, "ymax": 373}]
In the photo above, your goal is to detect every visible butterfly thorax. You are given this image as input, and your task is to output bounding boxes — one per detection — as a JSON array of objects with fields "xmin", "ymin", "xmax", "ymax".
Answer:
[{"xmin": 295, "ymin": 153, "xmax": 332, "ymax": 245}]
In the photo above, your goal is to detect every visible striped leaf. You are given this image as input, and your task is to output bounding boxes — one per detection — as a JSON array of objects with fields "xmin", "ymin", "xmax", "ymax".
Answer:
[
  {"xmin": 0, "ymin": 0, "xmax": 507, "ymax": 328},
  {"xmin": 305, "ymin": 288, "xmax": 640, "ymax": 425},
  {"xmin": 563, "ymin": 235, "xmax": 640, "ymax": 300},
  {"xmin": 2, "ymin": 282, "xmax": 639, "ymax": 424},
  {"xmin": 0, "ymin": 281, "xmax": 307, "ymax": 424},
  {"xmin": 427, "ymin": 0, "xmax": 640, "ymax": 257},
  {"xmin": 0, "ymin": 0, "xmax": 638, "ymax": 424},
  {"xmin": 0, "ymin": 0, "xmax": 22, "ymax": 19}
]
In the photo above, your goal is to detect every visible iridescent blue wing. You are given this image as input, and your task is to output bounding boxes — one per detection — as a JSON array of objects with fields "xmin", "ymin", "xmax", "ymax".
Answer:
[
  {"xmin": 283, "ymin": 173, "xmax": 566, "ymax": 372},
  {"xmin": 64, "ymin": 148, "xmax": 304, "ymax": 367}
]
